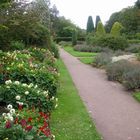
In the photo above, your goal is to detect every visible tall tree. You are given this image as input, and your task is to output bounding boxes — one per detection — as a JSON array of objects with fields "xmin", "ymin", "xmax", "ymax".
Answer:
[
  {"xmin": 96, "ymin": 21, "xmax": 106, "ymax": 36},
  {"xmin": 110, "ymin": 22, "xmax": 123, "ymax": 36},
  {"xmin": 86, "ymin": 16, "xmax": 94, "ymax": 33},
  {"xmin": 135, "ymin": 0, "xmax": 140, "ymax": 8},
  {"xmin": 95, "ymin": 15, "xmax": 101, "ymax": 30}
]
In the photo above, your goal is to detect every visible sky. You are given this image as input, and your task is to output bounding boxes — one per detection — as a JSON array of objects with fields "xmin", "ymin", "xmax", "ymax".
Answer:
[{"xmin": 50, "ymin": 0, "xmax": 136, "ymax": 29}]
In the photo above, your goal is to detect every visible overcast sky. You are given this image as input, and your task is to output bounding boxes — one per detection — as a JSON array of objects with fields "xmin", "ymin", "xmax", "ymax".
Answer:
[{"xmin": 51, "ymin": 0, "xmax": 136, "ymax": 29}]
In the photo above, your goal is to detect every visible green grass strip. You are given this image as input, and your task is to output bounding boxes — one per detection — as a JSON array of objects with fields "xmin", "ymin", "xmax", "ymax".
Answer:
[
  {"xmin": 78, "ymin": 57, "xmax": 95, "ymax": 64},
  {"xmin": 51, "ymin": 59, "xmax": 101, "ymax": 140},
  {"xmin": 63, "ymin": 46, "xmax": 97, "ymax": 57},
  {"xmin": 133, "ymin": 92, "xmax": 140, "ymax": 102}
]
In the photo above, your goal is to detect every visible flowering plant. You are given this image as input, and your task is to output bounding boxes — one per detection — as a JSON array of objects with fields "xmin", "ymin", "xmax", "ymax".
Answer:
[
  {"xmin": 0, "ymin": 80, "xmax": 58, "ymax": 112},
  {"xmin": 0, "ymin": 104, "xmax": 55, "ymax": 140}
]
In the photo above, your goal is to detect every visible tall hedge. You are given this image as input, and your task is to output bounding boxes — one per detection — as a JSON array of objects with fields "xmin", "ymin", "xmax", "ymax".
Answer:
[
  {"xmin": 96, "ymin": 21, "xmax": 106, "ymax": 36},
  {"xmin": 86, "ymin": 16, "xmax": 94, "ymax": 33},
  {"xmin": 110, "ymin": 22, "xmax": 123, "ymax": 36},
  {"xmin": 72, "ymin": 29, "xmax": 77, "ymax": 46}
]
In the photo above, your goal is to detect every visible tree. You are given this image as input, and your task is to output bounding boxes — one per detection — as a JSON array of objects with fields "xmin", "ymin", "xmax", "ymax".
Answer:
[
  {"xmin": 86, "ymin": 16, "xmax": 94, "ymax": 33},
  {"xmin": 96, "ymin": 21, "xmax": 106, "ymax": 36},
  {"xmin": 72, "ymin": 29, "xmax": 77, "ymax": 46},
  {"xmin": 135, "ymin": 0, "xmax": 140, "ymax": 8},
  {"xmin": 110, "ymin": 22, "xmax": 123, "ymax": 36},
  {"xmin": 95, "ymin": 15, "xmax": 101, "ymax": 30}
]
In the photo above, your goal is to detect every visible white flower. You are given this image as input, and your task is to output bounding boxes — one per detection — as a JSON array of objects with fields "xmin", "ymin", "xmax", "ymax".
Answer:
[
  {"xmin": 43, "ymin": 91, "xmax": 48, "ymax": 95},
  {"xmin": 55, "ymin": 104, "xmax": 58, "ymax": 108},
  {"xmin": 9, "ymin": 116, "xmax": 14, "ymax": 121},
  {"xmin": 2, "ymin": 113, "xmax": 6, "ymax": 117},
  {"xmin": 10, "ymin": 109, "xmax": 15, "ymax": 114},
  {"xmin": 34, "ymin": 85, "xmax": 38, "ymax": 89},
  {"xmin": 25, "ymin": 91, "xmax": 29, "ymax": 95},
  {"xmin": 7, "ymin": 113, "xmax": 12, "ymax": 118},
  {"xmin": 16, "ymin": 101, "xmax": 23, "ymax": 105},
  {"xmin": 14, "ymin": 81, "xmax": 20, "ymax": 85},
  {"xmin": 55, "ymin": 98, "xmax": 58, "ymax": 102},
  {"xmin": 22, "ymin": 83, "xmax": 28, "ymax": 87},
  {"xmin": 52, "ymin": 134, "xmax": 55, "ymax": 139},
  {"xmin": 7, "ymin": 104, "xmax": 13, "ymax": 110},
  {"xmin": 15, "ymin": 95, "xmax": 21, "ymax": 100},
  {"xmin": 28, "ymin": 83, "xmax": 33, "ymax": 88},
  {"xmin": 6, "ymin": 86, "xmax": 10, "ymax": 89},
  {"xmin": 51, "ymin": 96, "xmax": 55, "ymax": 100},
  {"xmin": 5, "ymin": 80, "xmax": 12, "ymax": 85}
]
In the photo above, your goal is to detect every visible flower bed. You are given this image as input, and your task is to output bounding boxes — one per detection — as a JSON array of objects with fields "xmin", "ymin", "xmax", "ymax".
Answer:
[{"xmin": 0, "ymin": 47, "xmax": 59, "ymax": 139}]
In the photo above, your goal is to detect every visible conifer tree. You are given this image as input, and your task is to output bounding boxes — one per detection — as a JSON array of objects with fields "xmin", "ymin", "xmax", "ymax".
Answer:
[
  {"xmin": 86, "ymin": 16, "xmax": 94, "ymax": 33},
  {"xmin": 96, "ymin": 21, "xmax": 106, "ymax": 36},
  {"xmin": 110, "ymin": 22, "xmax": 123, "ymax": 36},
  {"xmin": 95, "ymin": 15, "xmax": 101, "ymax": 30}
]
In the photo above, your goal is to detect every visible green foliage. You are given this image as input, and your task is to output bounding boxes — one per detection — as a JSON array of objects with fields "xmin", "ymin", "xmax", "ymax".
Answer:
[
  {"xmin": 106, "ymin": 60, "xmax": 133, "ymax": 82},
  {"xmin": 106, "ymin": 6, "xmax": 140, "ymax": 36},
  {"xmin": 86, "ymin": 16, "xmax": 94, "ymax": 33},
  {"xmin": 0, "ymin": 106, "xmax": 53, "ymax": 140},
  {"xmin": 96, "ymin": 21, "xmax": 106, "ymax": 36},
  {"xmin": 0, "ymin": 81, "xmax": 57, "ymax": 112},
  {"xmin": 0, "ymin": 48, "xmax": 59, "ymax": 97},
  {"xmin": 72, "ymin": 29, "xmax": 77, "ymax": 46},
  {"xmin": 106, "ymin": 59, "xmax": 140, "ymax": 90},
  {"xmin": 135, "ymin": 0, "xmax": 140, "ymax": 8},
  {"xmin": 110, "ymin": 22, "xmax": 123, "ymax": 36},
  {"xmin": 123, "ymin": 66, "xmax": 140, "ymax": 90},
  {"xmin": 125, "ymin": 44, "xmax": 140, "ymax": 53},
  {"xmin": 87, "ymin": 34, "xmax": 129, "ymax": 50},
  {"xmin": 95, "ymin": 15, "xmax": 101, "ymax": 30},
  {"xmin": 93, "ymin": 52, "xmax": 113, "ymax": 67},
  {"xmin": 10, "ymin": 41, "xmax": 25, "ymax": 50}
]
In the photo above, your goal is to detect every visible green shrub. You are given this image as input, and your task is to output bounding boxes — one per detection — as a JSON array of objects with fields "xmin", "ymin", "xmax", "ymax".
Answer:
[
  {"xmin": 106, "ymin": 60, "xmax": 134, "ymax": 82},
  {"xmin": 128, "ymin": 39, "xmax": 140, "ymax": 44},
  {"xmin": 50, "ymin": 42, "xmax": 59, "ymax": 58},
  {"xmin": 123, "ymin": 66, "xmax": 140, "ymax": 90},
  {"xmin": 96, "ymin": 21, "xmax": 106, "ymax": 36},
  {"xmin": 0, "ymin": 80, "xmax": 57, "ymax": 112},
  {"xmin": 125, "ymin": 45, "xmax": 140, "ymax": 53},
  {"xmin": 86, "ymin": 34, "xmax": 129, "ymax": 50},
  {"xmin": 110, "ymin": 22, "xmax": 123, "ymax": 37},
  {"xmin": 0, "ymin": 49, "xmax": 59, "ymax": 97},
  {"xmin": 97, "ymin": 35, "xmax": 128, "ymax": 50},
  {"xmin": 74, "ymin": 44, "xmax": 113, "ymax": 53},
  {"xmin": 10, "ymin": 41, "xmax": 25, "ymax": 50},
  {"xmin": 72, "ymin": 30, "xmax": 77, "ymax": 46},
  {"xmin": 93, "ymin": 52, "xmax": 113, "ymax": 67}
]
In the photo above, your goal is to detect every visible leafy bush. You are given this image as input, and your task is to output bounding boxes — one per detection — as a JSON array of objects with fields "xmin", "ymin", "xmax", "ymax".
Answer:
[
  {"xmin": 128, "ymin": 39, "xmax": 140, "ymax": 44},
  {"xmin": 0, "ymin": 80, "xmax": 58, "ymax": 112},
  {"xmin": 110, "ymin": 22, "xmax": 123, "ymax": 37},
  {"xmin": 0, "ymin": 49, "xmax": 59, "ymax": 97},
  {"xmin": 106, "ymin": 60, "xmax": 134, "ymax": 82},
  {"xmin": 74, "ymin": 44, "xmax": 113, "ymax": 53},
  {"xmin": 123, "ymin": 66, "xmax": 140, "ymax": 90},
  {"xmin": 0, "ymin": 105, "xmax": 54, "ymax": 140},
  {"xmin": 125, "ymin": 44, "xmax": 140, "ymax": 53},
  {"xmin": 93, "ymin": 52, "xmax": 113, "ymax": 67},
  {"xmin": 96, "ymin": 21, "xmax": 106, "ymax": 36},
  {"xmin": 50, "ymin": 42, "xmax": 59, "ymax": 58},
  {"xmin": 10, "ymin": 41, "xmax": 25, "ymax": 50},
  {"xmin": 86, "ymin": 34, "xmax": 129, "ymax": 50}
]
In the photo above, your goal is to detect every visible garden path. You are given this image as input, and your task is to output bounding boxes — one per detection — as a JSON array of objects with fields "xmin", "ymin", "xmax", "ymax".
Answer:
[{"xmin": 60, "ymin": 48, "xmax": 140, "ymax": 140}]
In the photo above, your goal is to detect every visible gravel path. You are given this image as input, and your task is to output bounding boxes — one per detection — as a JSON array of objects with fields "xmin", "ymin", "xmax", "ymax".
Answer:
[{"xmin": 60, "ymin": 48, "xmax": 140, "ymax": 140}]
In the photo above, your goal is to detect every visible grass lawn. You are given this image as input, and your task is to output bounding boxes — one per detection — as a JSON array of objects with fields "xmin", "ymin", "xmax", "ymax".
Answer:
[
  {"xmin": 78, "ymin": 57, "xmax": 95, "ymax": 64},
  {"xmin": 63, "ymin": 46, "xmax": 97, "ymax": 57},
  {"xmin": 133, "ymin": 92, "xmax": 140, "ymax": 102},
  {"xmin": 51, "ymin": 59, "xmax": 101, "ymax": 140}
]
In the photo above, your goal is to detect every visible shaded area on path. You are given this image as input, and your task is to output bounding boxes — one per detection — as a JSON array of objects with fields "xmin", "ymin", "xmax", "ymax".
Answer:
[{"xmin": 60, "ymin": 48, "xmax": 140, "ymax": 140}]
